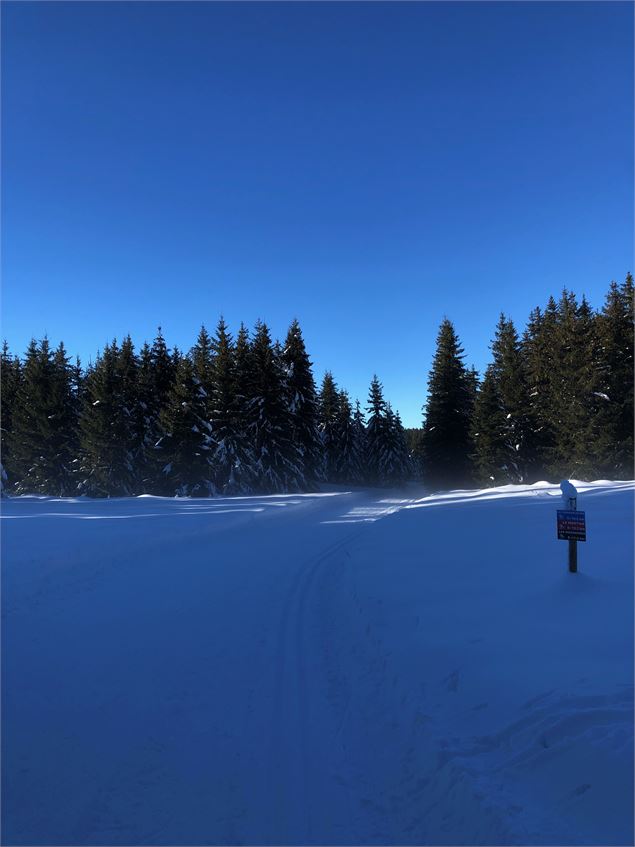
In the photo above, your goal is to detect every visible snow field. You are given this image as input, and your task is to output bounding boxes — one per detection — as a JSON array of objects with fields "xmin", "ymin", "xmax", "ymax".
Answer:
[{"xmin": 2, "ymin": 480, "xmax": 633, "ymax": 845}]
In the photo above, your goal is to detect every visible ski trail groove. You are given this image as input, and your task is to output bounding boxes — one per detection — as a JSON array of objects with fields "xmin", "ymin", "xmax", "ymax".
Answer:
[{"xmin": 268, "ymin": 525, "xmax": 366, "ymax": 842}]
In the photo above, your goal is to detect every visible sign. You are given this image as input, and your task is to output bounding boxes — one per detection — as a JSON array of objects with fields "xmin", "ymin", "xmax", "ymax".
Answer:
[{"xmin": 557, "ymin": 509, "xmax": 586, "ymax": 542}]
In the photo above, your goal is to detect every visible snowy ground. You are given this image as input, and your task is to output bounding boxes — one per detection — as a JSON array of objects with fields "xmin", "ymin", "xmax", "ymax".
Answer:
[{"xmin": 2, "ymin": 480, "xmax": 633, "ymax": 845}]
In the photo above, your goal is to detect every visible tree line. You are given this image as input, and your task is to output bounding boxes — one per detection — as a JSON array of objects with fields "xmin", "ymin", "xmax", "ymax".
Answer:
[
  {"xmin": 0, "ymin": 319, "xmax": 410, "ymax": 497},
  {"xmin": 1, "ymin": 274, "xmax": 632, "ymax": 497},
  {"xmin": 411, "ymin": 273, "xmax": 633, "ymax": 487}
]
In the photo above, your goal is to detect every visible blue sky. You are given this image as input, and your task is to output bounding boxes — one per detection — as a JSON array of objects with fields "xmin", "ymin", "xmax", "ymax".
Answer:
[{"xmin": 2, "ymin": 1, "xmax": 632, "ymax": 426}]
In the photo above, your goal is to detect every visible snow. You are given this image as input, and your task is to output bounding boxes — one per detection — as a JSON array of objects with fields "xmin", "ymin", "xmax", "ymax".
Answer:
[
  {"xmin": 2, "ymin": 481, "xmax": 633, "ymax": 845},
  {"xmin": 560, "ymin": 479, "xmax": 579, "ymax": 502}
]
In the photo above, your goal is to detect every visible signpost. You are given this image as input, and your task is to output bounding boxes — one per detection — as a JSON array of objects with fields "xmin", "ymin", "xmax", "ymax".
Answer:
[{"xmin": 557, "ymin": 481, "xmax": 586, "ymax": 573}]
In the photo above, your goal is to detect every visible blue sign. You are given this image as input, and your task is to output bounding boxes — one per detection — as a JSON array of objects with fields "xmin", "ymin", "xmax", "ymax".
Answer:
[{"xmin": 557, "ymin": 509, "xmax": 586, "ymax": 542}]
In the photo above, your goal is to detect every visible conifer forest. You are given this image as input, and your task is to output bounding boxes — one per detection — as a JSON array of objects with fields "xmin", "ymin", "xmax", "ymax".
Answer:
[{"xmin": 1, "ymin": 274, "xmax": 632, "ymax": 498}]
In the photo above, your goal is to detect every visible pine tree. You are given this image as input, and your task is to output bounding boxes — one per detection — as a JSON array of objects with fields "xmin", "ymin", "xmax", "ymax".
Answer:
[
  {"xmin": 318, "ymin": 372, "xmax": 340, "ymax": 482},
  {"xmin": 421, "ymin": 320, "xmax": 473, "ymax": 489},
  {"xmin": 523, "ymin": 299, "xmax": 559, "ymax": 478},
  {"xmin": 379, "ymin": 405, "xmax": 411, "ymax": 484},
  {"xmin": 365, "ymin": 375, "xmax": 388, "ymax": 484},
  {"xmin": 207, "ymin": 318, "xmax": 254, "ymax": 493},
  {"xmin": 51, "ymin": 341, "xmax": 81, "ymax": 491},
  {"xmin": 393, "ymin": 410, "xmax": 412, "ymax": 481},
  {"xmin": 9, "ymin": 338, "xmax": 77, "ymax": 495},
  {"xmin": 191, "ymin": 324, "xmax": 215, "ymax": 401},
  {"xmin": 78, "ymin": 341, "xmax": 136, "ymax": 496},
  {"xmin": 158, "ymin": 355, "xmax": 213, "ymax": 495},
  {"xmin": 282, "ymin": 319, "xmax": 324, "ymax": 489},
  {"xmin": 593, "ymin": 274, "xmax": 634, "ymax": 478},
  {"xmin": 145, "ymin": 327, "xmax": 177, "ymax": 492},
  {"xmin": 479, "ymin": 314, "xmax": 534, "ymax": 483},
  {"xmin": 352, "ymin": 400, "xmax": 367, "ymax": 478},
  {"xmin": 543, "ymin": 291, "xmax": 602, "ymax": 478},
  {"xmin": 247, "ymin": 321, "xmax": 303, "ymax": 492},
  {"xmin": 133, "ymin": 342, "xmax": 157, "ymax": 492},
  {"xmin": 334, "ymin": 390, "xmax": 364, "ymax": 483},
  {"xmin": 471, "ymin": 365, "xmax": 509, "ymax": 485}
]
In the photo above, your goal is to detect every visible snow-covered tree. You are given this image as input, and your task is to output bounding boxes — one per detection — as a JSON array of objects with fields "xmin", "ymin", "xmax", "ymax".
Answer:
[
  {"xmin": 78, "ymin": 340, "xmax": 137, "ymax": 496},
  {"xmin": 247, "ymin": 322, "xmax": 303, "ymax": 492},
  {"xmin": 318, "ymin": 371, "xmax": 340, "ymax": 482},
  {"xmin": 282, "ymin": 319, "xmax": 324, "ymax": 489},
  {"xmin": 158, "ymin": 355, "xmax": 213, "ymax": 496},
  {"xmin": 206, "ymin": 318, "xmax": 254, "ymax": 493}
]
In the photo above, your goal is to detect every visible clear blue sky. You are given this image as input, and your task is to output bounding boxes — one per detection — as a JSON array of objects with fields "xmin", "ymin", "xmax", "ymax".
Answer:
[{"xmin": 2, "ymin": 1, "xmax": 633, "ymax": 426}]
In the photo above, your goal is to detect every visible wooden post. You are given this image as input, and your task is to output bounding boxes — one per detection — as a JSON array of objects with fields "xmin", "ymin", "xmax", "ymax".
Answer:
[{"xmin": 568, "ymin": 495, "xmax": 577, "ymax": 573}]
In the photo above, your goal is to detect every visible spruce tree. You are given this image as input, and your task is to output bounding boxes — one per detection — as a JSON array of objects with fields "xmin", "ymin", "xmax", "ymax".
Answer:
[
  {"xmin": 421, "ymin": 319, "xmax": 473, "ymax": 489},
  {"xmin": 544, "ymin": 291, "xmax": 602, "ymax": 478},
  {"xmin": 365, "ymin": 375, "xmax": 388, "ymax": 484},
  {"xmin": 334, "ymin": 390, "xmax": 364, "ymax": 483},
  {"xmin": 483, "ymin": 314, "xmax": 534, "ymax": 482},
  {"xmin": 133, "ymin": 342, "xmax": 157, "ymax": 492},
  {"xmin": 145, "ymin": 327, "xmax": 177, "ymax": 492},
  {"xmin": 470, "ymin": 364, "xmax": 508, "ymax": 485},
  {"xmin": 78, "ymin": 341, "xmax": 136, "ymax": 496},
  {"xmin": 282, "ymin": 319, "xmax": 324, "ymax": 489},
  {"xmin": 379, "ymin": 405, "xmax": 411, "ymax": 484},
  {"xmin": 9, "ymin": 338, "xmax": 77, "ymax": 495},
  {"xmin": 191, "ymin": 324, "xmax": 215, "ymax": 401},
  {"xmin": 522, "ymin": 299, "xmax": 559, "ymax": 478},
  {"xmin": 594, "ymin": 274, "xmax": 634, "ymax": 477},
  {"xmin": 247, "ymin": 321, "xmax": 303, "ymax": 492},
  {"xmin": 158, "ymin": 355, "xmax": 213, "ymax": 496},
  {"xmin": 318, "ymin": 372, "xmax": 340, "ymax": 482},
  {"xmin": 51, "ymin": 341, "xmax": 81, "ymax": 491},
  {"xmin": 352, "ymin": 400, "xmax": 367, "ymax": 483},
  {"xmin": 207, "ymin": 317, "xmax": 254, "ymax": 493}
]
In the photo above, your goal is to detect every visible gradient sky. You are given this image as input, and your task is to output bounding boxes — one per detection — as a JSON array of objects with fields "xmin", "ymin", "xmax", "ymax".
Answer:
[{"xmin": 2, "ymin": 1, "xmax": 633, "ymax": 426}]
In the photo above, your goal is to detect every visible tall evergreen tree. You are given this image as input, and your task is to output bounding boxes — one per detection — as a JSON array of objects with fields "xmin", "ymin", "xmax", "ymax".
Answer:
[
  {"xmin": 473, "ymin": 315, "xmax": 534, "ymax": 484},
  {"xmin": 421, "ymin": 319, "xmax": 473, "ymax": 489},
  {"xmin": 545, "ymin": 291, "xmax": 603, "ymax": 478},
  {"xmin": 191, "ymin": 324, "xmax": 215, "ymax": 402},
  {"xmin": 593, "ymin": 274, "xmax": 634, "ymax": 477},
  {"xmin": 207, "ymin": 317, "xmax": 253, "ymax": 493},
  {"xmin": 282, "ymin": 320, "xmax": 324, "ymax": 489},
  {"xmin": 158, "ymin": 355, "xmax": 213, "ymax": 496},
  {"xmin": 133, "ymin": 342, "xmax": 157, "ymax": 492},
  {"xmin": 318, "ymin": 372, "xmax": 341, "ymax": 482},
  {"xmin": 380, "ymin": 405, "xmax": 411, "ymax": 484},
  {"xmin": 144, "ymin": 327, "xmax": 177, "ymax": 492},
  {"xmin": 365, "ymin": 375, "xmax": 388, "ymax": 484},
  {"xmin": 522, "ymin": 298, "xmax": 559, "ymax": 478},
  {"xmin": 78, "ymin": 341, "xmax": 136, "ymax": 496},
  {"xmin": 471, "ymin": 364, "xmax": 509, "ymax": 485},
  {"xmin": 9, "ymin": 338, "xmax": 77, "ymax": 495},
  {"xmin": 352, "ymin": 400, "xmax": 367, "ymax": 483},
  {"xmin": 247, "ymin": 321, "xmax": 303, "ymax": 492},
  {"xmin": 334, "ymin": 390, "xmax": 364, "ymax": 483}
]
